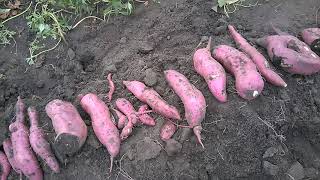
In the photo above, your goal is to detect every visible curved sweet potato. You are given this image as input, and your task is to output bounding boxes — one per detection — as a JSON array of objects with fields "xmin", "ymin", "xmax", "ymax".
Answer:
[
  {"xmin": 228, "ymin": 25, "xmax": 287, "ymax": 87},
  {"xmin": 123, "ymin": 81, "xmax": 181, "ymax": 120},
  {"xmin": 0, "ymin": 150, "xmax": 11, "ymax": 180},
  {"xmin": 112, "ymin": 109, "xmax": 128, "ymax": 129},
  {"xmin": 80, "ymin": 93, "xmax": 120, "ymax": 172},
  {"xmin": 2, "ymin": 139, "xmax": 20, "ymax": 173},
  {"xmin": 28, "ymin": 107, "xmax": 60, "ymax": 173},
  {"xmin": 160, "ymin": 120, "xmax": 176, "ymax": 141},
  {"xmin": 256, "ymin": 34, "xmax": 320, "ymax": 75},
  {"xmin": 301, "ymin": 28, "xmax": 320, "ymax": 55},
  {"xmin": 164, "ymin": 70, "xmax": 206, "ymax": 148},
  {"xmin": 212, "ymin": 45, "xmax": 264, "ymax": 100},
  {"xmin": 45, "ymin": 99, "xmax": 88, "ymax": 159},
  {"xmin": 138, "ymin": 105, "xmax": 156, "ymax": 126},
  {"xmin": 9, "ymin": 97, "xmax": 43, "ymax": 180},
  {"xmin": 193, "ymin": 37, "xmax": 227, "ymax": 102}
]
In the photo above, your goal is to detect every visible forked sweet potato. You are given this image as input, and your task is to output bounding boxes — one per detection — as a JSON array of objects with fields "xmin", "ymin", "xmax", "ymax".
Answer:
[{"xmin": 137, "ymin": 105, "xmax": 156, "ymax": 126}]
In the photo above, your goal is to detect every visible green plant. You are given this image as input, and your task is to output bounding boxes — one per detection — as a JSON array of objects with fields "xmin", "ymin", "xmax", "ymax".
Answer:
[
  {"xmin": 0, "ymin": 24, "xmax": 15, "ymax": 45},
  {"xmin": 213, "ymin": 0, "xmax": 257, "ymax": 17},
  {"xmin": 102, "ymin": 0, "xmax": 134, "ymax": 20}
]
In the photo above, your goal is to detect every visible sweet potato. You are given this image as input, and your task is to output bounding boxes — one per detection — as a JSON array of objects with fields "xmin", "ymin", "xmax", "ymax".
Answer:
[
  {"xmin": 138, "ymin": 105, "xmax": 156, "ymax": 126},
  {"xmin": 45, "ymin": 99, "xmax": 88, "ymax": 160},
  {"xmin": 80, "ymin": 93, "xmax": 120, "ymax": 172},
  {"xmin": 2, "ymin": 139, "xmax": 19, "ymax": 173},
  {"xmin": 256, "ymin": 34, "xmax": 320, "ymax": 75},
  {"xmin": 112, "ymin": 109, "xmax": 128, "ymax": 129},
  {"xmin": 228, "ymin": 25, "xmax": 287, "ymax": 87},
  {"xmin": 9, "ymin": 97, "xmax": 43, "ymax": 180},
  {"xmin": 107, "ymin": 73, "xmax": 115, "ymax": 102},
  {"xmin": 123, "ymin": 81, "xmax": 181, "ymax": 120},
  {"xmin": 115, "ymin": 98, "xmax": 137, "ymax": 140},
  {"xmin": 0, "ymin": 150, "xmax": 11, "ymax": 180},
  {"xmin": 301, "ymin": 28, "xmax": 320, "ymax": 55},
  {"xmin": 212, "ymin": 45, "xmax": 264, "ymax": 100},
  {"xmin": 193, "ymin": 37, "xmax": 227, "ymax": 102},
  {"xmin": 164, "ymin": 70, "xmax": 206, "ymax": 148},
  {"xmin": 28, "ymin": 107, "xmax": 60, "ymax": 173},
  {"xmin": 160, "ymin": 120, "xmax": 177, "ymax": 141}
]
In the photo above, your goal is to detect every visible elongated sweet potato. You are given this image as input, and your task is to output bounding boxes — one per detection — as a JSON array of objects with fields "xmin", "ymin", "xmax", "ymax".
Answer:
[
  {"xmin": 193, "ymin": 37, "xmax": 227, "ymax": 102},
  {"xmin": 0, "ymin": 150, "xmax": 11, "ymax": 180},
  {"xmin": 301, "ymin": 28, "xmax": 320, "ymax": 55},
  {"xmin": 228, "ymin": 25, "xmax": 287, "ymax": 87},
  {"xmin": 160, "ymin": 120, "xmax": 176, "ymax": 141},
  {"xmin": 45, "ymin": 99, "xmax": 88, "ymax": 160},
  {"xmin": 2, "ymin": 139, "xmax": 20, "ymax": 173},
  {"xmin": 138, "ymin": 105, "xmax": 156, "ymax": 126},
  {"xmin": 256, "ymin": 34, "xmax": 320, "ymax": 75},
  {"xmin": 28, "ymin": 107, "xmax": 60, "ymax": 173},
  {"xmin": 9, "ymin": 97, "xmax": 43, "ymax": 180},
  {"xmin": 212, "ymin": 45, "xmax": 264, "ymax": 100},
  {"xmin": 80, "ymin": 93, "xmax": 120, "ymax": 172},
  {"xmin": 115, "ymin": 98, "xmax": 137, "ymax": 140},
  {"xmin": 123, "ymin": 81, "xmax": 181, "ymax": 120},
  {"xmin": 164, "ymin": 70, "xmax": 206, "ymax": 148},
  {"xmin": 107, "ymin": 73, "xmax": 115, "ymax": 102}
]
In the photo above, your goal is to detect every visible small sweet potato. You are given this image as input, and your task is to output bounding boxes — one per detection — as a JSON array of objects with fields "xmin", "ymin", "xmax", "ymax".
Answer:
[
  {"xmin": 212, "ymin": 45, "xmax": 264, "ymax": 100},
  {"xmin": 107, "ymin": 73, "xmax": 115, "ymax": 102},
  {"xmin": 9, "ymin": 97, "xmax": 43, "ymax": 180},
  {"xmin": 123, "ymin": 81, "xmax": 181, "ymax": 120},
  {"xmin": 80, "ymin": 93, "xmax": 120, "ymax": 172},
  {"xmin": 301, "ymin": 28, "xmax": 320, "ymax": 55},
  {"xmin": 112, "ymin": 109, "xmax": 128, "ymax": 129},
  {"xmin": 28, "ymin": 107, "xmax": 60, "ymax": 173},
  {"xmin": 2, "ymin": 139, "xmax": 20, "ymax": 173},
  {"xmin": 164, "ymin": 70, "xmax": 206, "ymax": 148},
  {"xmin": 0, "ymin": 150, "xmax": 11, "ymax": 180},
  {"xmin": 193, "ymin": 37, "xmax": 227, "ymax": 102},
  {"xmin": 160, "ymin": 120, "xmax": 177, "ymax": 141},
  {"xmin": 138, "ymin": 105, "xmax": 156, "ymax": 126},
  {"xmin": 228, "ymin": 25, "xmax": 287, "ymax": 87},
  {"xmin": 45, "ymin": 99, "xmax": 88, "ymax": 160},
  {"xmin": 256, "ymin": 34, "xmax": 320, "ymax": 75}
]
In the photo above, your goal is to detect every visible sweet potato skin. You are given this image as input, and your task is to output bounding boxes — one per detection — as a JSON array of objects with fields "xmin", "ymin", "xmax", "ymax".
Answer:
[
  {"xmin": 115, "ymin": 98, "xmax": 137, "ymax": 140},
  {"xmin": 80, "ymin": 94, "xmax": 121, "ymax": 160},
  {"xmin": 301, "ymin": 28, "xmax": 320, "ymax": 56},
  {"xmin": 164, "ymin": 70, "xmax": 206, "ymax": 147},
  {"xmin": 123, "ymin": 81, "xmax": 181, "ymax": 120},
  {"xmin": 112, "ymin": 109, "xmax": 128, "ymax": 129},
  {"xmin": 138, "ymin": 105, "xmax": 156, "ymax": 126},
  {"xmin": 257, "ymin": 35, "xmax": 320, "ymax": 75},
  {"xmin": 193, "ymin": 37, "xmax": 227, "ymax": 102},
  {"xmin": 160, "ymin": 120, "xmax": 176, "ymax": 141},
  {"xmin": 0, "ymin": 151, "xmax": 11, "ymax": 180},
  {"xmin": 2, "ymin": 139, "xmax": 20, "ymax": 173},
  {"xmin": 228, "ymin": 25, "xmax": 287, "ymax": 87},
  {"xmin": 212, "ymin": 45, "xmax": 264, "ymax": 100},
  {"xmin": 28, "ymin": 107, "xmax": 60, "ymax": 173}
]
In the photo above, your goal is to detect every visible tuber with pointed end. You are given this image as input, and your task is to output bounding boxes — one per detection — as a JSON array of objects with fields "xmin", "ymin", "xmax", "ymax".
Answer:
[
  {"xmin": 212, "ymin": 45, "xmax": 264, "ymax": 100},
  {"xmin": 256, "ymin": 34, "xmax": 320, "ymax": 75},
  {"xmin": 301, "ymin": 28, "xmax": 320, "ymax": 56},
  {"xmin": 45, "ymin": 99, "xmax": 88, "ymax": 161},
  {"xmin": 112, "ymin": 108, "xmax": 128, "ymax": 129},
  {"xmin": 193, "ymin": 37, "xmax": 227, "ymax": 102},
  {"xmin": 107, "ymin": 73, "xmax": 115, "ymax": 102},
  {"xmin": 160, "ymin": 120, "xmax": 177, "ymax": 141},
  {"xmin": 0, "ymin": 150, "xmax": 11, "ymax": 180},
  {"xmin": 164, "ymin": 70, "xmax": 206, "ymax": 148},
  {"xmin": 138, "ymin": 105, "xmax": 156, "ymax": 126},
  {"xmin": 28, "ymin": 107, "xmax": 60, "ymax": 173},
  {"xmin": 9, "ymin": 96, "xmax": 43, "ymax": 180},
  {"xmin": 2, "ymin": 139, "xmax": 20, "ymax": 173},
  {"xmin": 79, "ymin": 93, "xmax": 120, "ymax": 172},
  {"xmin": 228, "ymin": 25, "xmax": 287, "ymax": 87},
  {"xmin": 123, "ymin": 81, "xmax": 181, "ymax": 120}
]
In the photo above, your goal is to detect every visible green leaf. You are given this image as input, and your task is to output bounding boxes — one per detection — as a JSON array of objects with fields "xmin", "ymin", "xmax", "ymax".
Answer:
[
  {"xmin": 218, "ymin": 0, "xmax": 226, "ymax": 7},
  {"xmin": 0, "ymin": 9, "xmax": 10, "ymax": 14}
]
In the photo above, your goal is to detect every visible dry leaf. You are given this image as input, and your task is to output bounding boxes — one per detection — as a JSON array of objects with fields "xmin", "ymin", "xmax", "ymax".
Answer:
[{"xmin": 8, "ymin": 0, "xmax": 21, "ymax": 10}]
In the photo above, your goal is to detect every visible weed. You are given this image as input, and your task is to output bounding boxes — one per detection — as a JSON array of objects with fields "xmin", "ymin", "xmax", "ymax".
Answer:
[{"xmin": 0, "ymin": 24, "xmax": 15, "ymax": 45}]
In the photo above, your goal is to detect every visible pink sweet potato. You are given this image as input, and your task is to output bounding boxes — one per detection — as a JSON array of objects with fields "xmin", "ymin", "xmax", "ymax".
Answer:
[
  {"xmin": 80, "ymin": 93, "xmax": 120, "ymax": 172},
  {"xmin": 28, "ymin": 107, "xmax": 60, "ymax": 173},
  {"xmin": 107, "ymin": 73, "xmax": 115, "ymax": 102},
  {"xmin": 2, "ymin": 139, "xmax": 19, "ymax": 173},
  {"xmin": 0, "ymin": 150, "xmax": 11, "ymax": 180},
  {"xmin": 112, "ymin": 109, "xmax": 128, "ymax": 129},
  {"xmin": 228, "ymin": 25, "xmax": 287, "ymax": 87},
  {"xmin": 193, "ymin": 37, "xmax": 227, "ymax": 102},
  {"xmin": 45, "ymin": 99, "xmax": 88, "ymax": 159},
  {"xmin": 9, "ymin": 97, "xmax": 43, "ymax": 180},
  {"xmin": 138, "ymin": 105, "xmax": 156, "ymax": 126},
  {"xmin": 212, "ymin": 45, "xmax": 264, "ymax": 100},
  {"xmin": 256, "ymin": 34, "xmax": 320, "ymax": 75},
  {"xmin": 164, "ymin": 70, "xmax": 206, "ymax": 148},
  {"xmin": 160, "ymin": 120, "xmax": 177, "ymax": 141},
  {"xmin": 123, "ymin": 81, "xmax": 181, "ymax": 120},
  {"xmin": 301, "ymin": 28, "xmax": 320, "ymax": 55}
]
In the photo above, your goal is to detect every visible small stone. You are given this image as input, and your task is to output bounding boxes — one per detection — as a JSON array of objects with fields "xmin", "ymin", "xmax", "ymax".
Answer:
[
  {"xmin": 237, "ymin": 25, "xmax": 244, "ymax": 30},
  {"xmin": 286, "ymin": 162, "xmax": 304, "ymax": 180},
  {"xmin": 103, "ymin": 64, "xmax": 117, "ymax": 73},
  {"xmin": 217, "ymin": 18, "xmax": 227, "ymax": 26},
  {"xmin": 263, "ymin": 161, "xmax": 279, "ymax": 176},
  {"xmin": 166, "ymin": 36, "xmax": 171, "ymax": 40},
  {"xmin": 263, "ymin": 146, "xmax": 279, "ymax": 158},
  {"xmin": 138, "ymin": 41, "xmax": 154, "ymax": 54},
  {"xmin": 200, "ymin": 36, "xmax": 209, "ymax": 43},
  {"xmin": 214, "ymin": 26, "xmax": 227, "ymax": 35},
  {"xmin": 120, "ymin": 37, "xmax": 127, "ymax": 44},
  {"xmin": 304, "ymin": 168, "xmax": 319, "ymax": 179},
  {"xmin": 67, "ymin": 48, "xmax": 76, "ymax": 60},
  {"xmin": 36, "ymin": 81, "xmax": 45, "ymax": 88},
  {"xmin": 165, "ymin": 139, "xmax": 182, "ymax": 156},
  {"xmin": 292, "ymin": 106, "xmax": 300, "ymax": 114},
  {"xmin": 144, "ymin": 68, "xmax": 158, "ymax": 86}
]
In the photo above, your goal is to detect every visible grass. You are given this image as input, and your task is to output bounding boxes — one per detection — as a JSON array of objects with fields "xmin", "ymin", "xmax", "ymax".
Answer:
[{"xmin": 0, "ymin": 0, "xmax": 145, "ymax": 65}]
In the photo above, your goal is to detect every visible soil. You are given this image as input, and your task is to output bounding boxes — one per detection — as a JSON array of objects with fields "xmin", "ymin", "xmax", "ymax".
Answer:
[{"xmin": 1, "ymin": 0, "xmax": 320, "ymax": 179}]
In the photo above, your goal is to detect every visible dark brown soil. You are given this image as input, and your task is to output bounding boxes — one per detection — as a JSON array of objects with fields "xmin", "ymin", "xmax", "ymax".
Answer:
[{"xmin": 1, "ymin": 0, "xmax": 320, "ymax": 179}]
